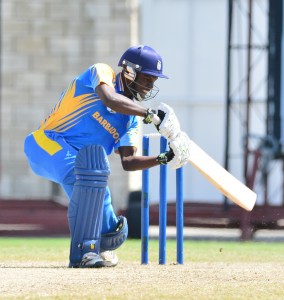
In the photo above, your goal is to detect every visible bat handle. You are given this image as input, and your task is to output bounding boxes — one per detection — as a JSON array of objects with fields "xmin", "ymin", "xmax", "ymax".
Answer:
[{"xmin": 152, "ymin": 114, "xmax": 161, "ymax": 126}]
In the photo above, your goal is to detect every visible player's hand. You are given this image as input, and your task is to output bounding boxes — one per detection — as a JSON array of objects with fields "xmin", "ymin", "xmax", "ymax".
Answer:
[
  {"xmin": 168, "ymin": 131, "xmax": 190, "ymax": 169},
  {"xmin": 154, "ymin": 103, "xmax": 181, "ymax": 140},
  {"xmin": 156, "ymin": 148, "xmax": 175, "ymax": 165},
  {"xmin": 143, "ymin": 108, "xmax": 157, "ymax": 124}
]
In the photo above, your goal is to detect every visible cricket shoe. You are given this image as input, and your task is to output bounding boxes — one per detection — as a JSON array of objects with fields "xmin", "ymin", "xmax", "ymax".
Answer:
[
  {"xmin": 100, "ymin": 250, "xmax": 118, "ymax": 267},
  {"xmin": 69, "ymin": 252, "xmax": 105, "ymax": 268},
  {"xmin": 69, "ymin": 251, "xmax": 118, "ymax": 268},
  {"xmin": 79, "ymin": 252, "xmax": 106, "ymax": 268}
]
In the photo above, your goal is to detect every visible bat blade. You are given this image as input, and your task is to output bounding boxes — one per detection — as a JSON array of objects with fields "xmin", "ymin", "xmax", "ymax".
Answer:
[{"xmin": 188, "ymin": 140, "xmax": 257, "ymax": 211}]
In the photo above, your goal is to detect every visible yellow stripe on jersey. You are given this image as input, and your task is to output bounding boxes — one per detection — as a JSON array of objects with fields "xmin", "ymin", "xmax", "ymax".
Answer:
[
  {"xmin": 32, "ymin": 129, "xmax": 62, "ymax": 155},
  {"xmin": 40, "ymin": 80, "xmax": 99, "ymax": 132}
]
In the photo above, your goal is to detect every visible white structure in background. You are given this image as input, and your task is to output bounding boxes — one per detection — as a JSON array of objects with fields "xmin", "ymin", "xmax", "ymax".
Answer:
[
  {"xmin": 138, "ymin": 0, "xmax": 228, "ymax": 204},
  {"xmin": 137, "ymin": 0, "xmax": 280, "ymax": 206}
]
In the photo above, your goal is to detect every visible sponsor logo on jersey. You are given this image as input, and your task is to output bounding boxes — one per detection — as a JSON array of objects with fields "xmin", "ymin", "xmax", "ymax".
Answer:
[
  {"xmin": 92, "ymin": 111, "xmax": 120, "ymax": 143},
  {"xmin": 64, "ymin": 150, "xmax": 76, "ymax": 160}
]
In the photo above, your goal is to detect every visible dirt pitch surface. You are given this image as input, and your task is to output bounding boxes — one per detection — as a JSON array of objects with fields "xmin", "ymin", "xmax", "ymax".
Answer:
[{"xmin": 1, "ymin": 261, "xmax": 284, "ymax": 299}]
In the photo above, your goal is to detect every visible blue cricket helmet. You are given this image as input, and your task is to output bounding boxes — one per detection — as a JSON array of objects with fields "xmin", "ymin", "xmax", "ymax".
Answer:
[{"xmin": 118, "ymin": 45, "xmax": 169, "ymax": 79}]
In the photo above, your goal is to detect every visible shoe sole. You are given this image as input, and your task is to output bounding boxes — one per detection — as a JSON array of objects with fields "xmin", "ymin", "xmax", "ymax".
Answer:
[
  {"xmin": 69, "ymin": 261, "xmax": 117, "ymax": 268},
  {"xmin": 79, "ymin": 261, "xmax": 105, "ymax": 268}
]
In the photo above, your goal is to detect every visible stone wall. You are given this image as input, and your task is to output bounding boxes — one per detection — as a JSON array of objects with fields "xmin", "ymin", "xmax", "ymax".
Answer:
[{"xmin": 1, "ymin": 0, "xmax": 138, "ymax": 211}]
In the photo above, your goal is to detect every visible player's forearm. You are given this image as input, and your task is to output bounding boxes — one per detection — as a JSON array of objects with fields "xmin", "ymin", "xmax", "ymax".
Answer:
[
  {"xmin": 106, "ymin": 93, "xmax": 146, "ymax": 117},
  {"xmin": 121, "ymin": 155, "xmax": 159, "ymax": 171},
  {"xmin": 96, "ymin": 84, "xmax": 146, "ymax": 117}
]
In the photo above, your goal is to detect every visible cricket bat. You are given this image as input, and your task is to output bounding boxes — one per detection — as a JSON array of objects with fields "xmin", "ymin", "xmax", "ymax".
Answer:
[
  {"xmin": 188, "ymin": 139, "xmax": 256, "ymax": 211},
  {"xmin": 152, "ymin": 114, "xmax": 257, "ymax": 211}
]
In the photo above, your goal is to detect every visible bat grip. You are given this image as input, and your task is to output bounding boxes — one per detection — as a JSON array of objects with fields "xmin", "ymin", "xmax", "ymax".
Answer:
[{"xmin": 152, "ymin": 114, "xmax": 161, "ymax": 126}]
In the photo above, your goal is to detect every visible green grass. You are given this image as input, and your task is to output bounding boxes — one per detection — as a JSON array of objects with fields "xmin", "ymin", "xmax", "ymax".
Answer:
[
  {"xmin": 0, "ymin": 237, "xmax": 284, "ymax": 263},
  {"xmin": 0, "ymin": 237, "xmax": 70, "ymax": 263}
]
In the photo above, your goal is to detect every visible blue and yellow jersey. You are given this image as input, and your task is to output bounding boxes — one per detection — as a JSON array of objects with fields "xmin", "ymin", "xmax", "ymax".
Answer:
[{"xmin": 39, "ymin": 63, "xmax": 139, "ymax": 155}]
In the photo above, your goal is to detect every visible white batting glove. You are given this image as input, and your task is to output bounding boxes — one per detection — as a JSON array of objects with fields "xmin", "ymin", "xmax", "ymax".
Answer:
[
  {"xmin": 168, "ymin": 131, "xmax": 191, "ymax": 169},
  {"xmin": 155, "ymin": 103, "xmax": 181, "ymax": 140}
]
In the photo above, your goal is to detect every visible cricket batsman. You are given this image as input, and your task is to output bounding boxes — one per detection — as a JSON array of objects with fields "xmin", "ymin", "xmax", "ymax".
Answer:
[{"xmin": 24, "ymin": 45, "xmax": 190, "ymax": 268}]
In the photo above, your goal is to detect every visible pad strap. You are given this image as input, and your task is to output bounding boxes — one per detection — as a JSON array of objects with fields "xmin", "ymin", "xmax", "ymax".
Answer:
[{"xmin": 100, "ymin": 216, "xmax": 128, "ymax": 251}]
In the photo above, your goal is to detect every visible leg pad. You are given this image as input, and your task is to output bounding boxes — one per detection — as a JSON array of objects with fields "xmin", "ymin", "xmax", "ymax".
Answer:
[{"xmin": 68, "ymin": 145, "xmax": 110, "ymax": 266}]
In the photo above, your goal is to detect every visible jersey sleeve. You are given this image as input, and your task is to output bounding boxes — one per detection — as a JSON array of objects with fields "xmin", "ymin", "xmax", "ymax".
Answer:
[
  {"xmin": 90, "ymin": 63, "xmax": 116, "ymax": 90},
  {"xmin": 114, "ymin": 117, "xmax": 140, "ymax": 152}
]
